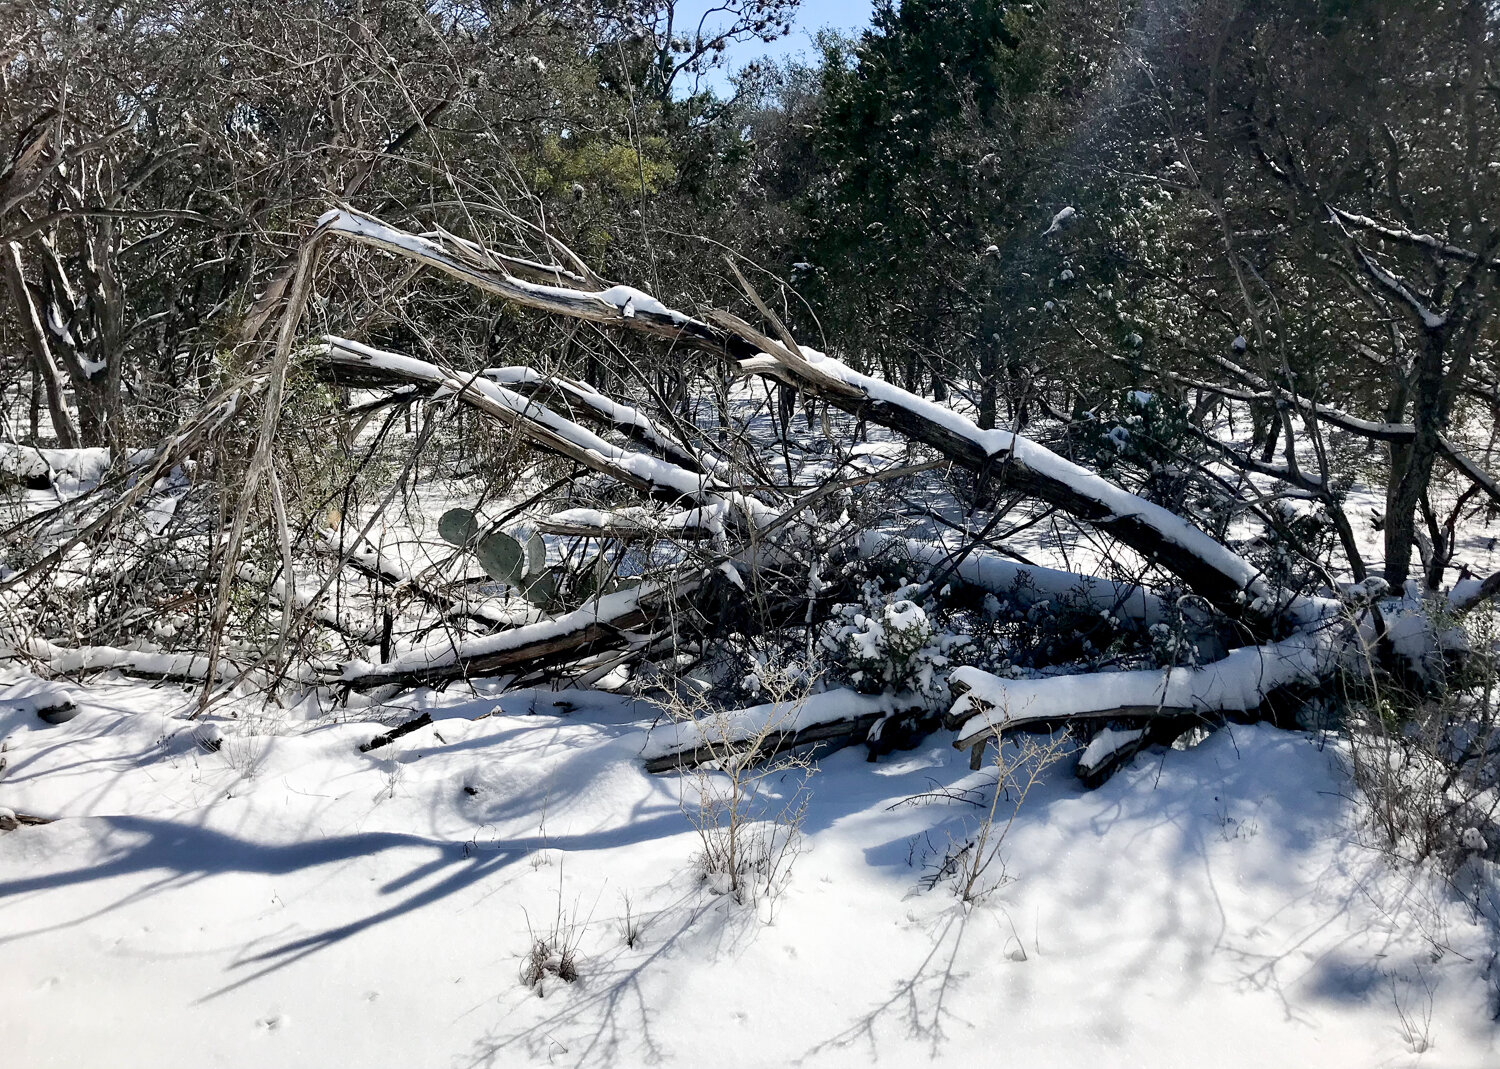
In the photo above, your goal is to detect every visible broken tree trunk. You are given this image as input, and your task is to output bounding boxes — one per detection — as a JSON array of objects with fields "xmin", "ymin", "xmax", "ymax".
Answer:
[
  {"xmin": 945, "ymin": 629, "xmax": 1338, "ymax": 770},
  {"xmin": 337, "ymin": 574, "xmax": 705, "ymax": 691},
  {"xmin": 315, "ymin": 337, "xmax": 777, "ymax": 526},
  {"xmin": 641, "ymin": 689, "xmax": 928, "ymax": 773}
]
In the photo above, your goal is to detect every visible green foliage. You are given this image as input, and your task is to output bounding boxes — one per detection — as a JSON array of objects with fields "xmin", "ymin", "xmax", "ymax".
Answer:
[
  {"xmin": 1071, "ymin": 390, "xmax": 1195, "ymax": 476},
  {"xmin": 528, "ymin": 134, "xmax": 676, "ymax": 201},
  {"xmin": 819, "ymin": 574, "xmax": 973, "ymax": 709},
  {"xmin": 476, "ymin": 531, "xmax": 526, "ymax": 585},
  {"xmin": 793, "ymin": 0, "xmax": 1129, "ymax": 423},
  {"xmin": 439, "ymin": 523, "xmax": 560, "ymax": 610}
]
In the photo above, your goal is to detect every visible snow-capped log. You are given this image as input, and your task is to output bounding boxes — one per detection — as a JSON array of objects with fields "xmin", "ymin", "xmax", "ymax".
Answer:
[
  {"xmin": 1453, "ymin": 570, "xmax": 1500, "ymax": 615},
  {"xmin": 757, "ymin": 343, "xmax": 1294, "ymax": 631},
  {"xmin": 315, "ymin": 210, "xmax": 1286, "ymax": 632},
  {"xmin": 0, "ymin": 443, "xmax": 73, "ymax": 489},
  {"xmin": 866, "ymin": 534, "xmax": 1166, "ymax": 625},
  {"xmin": 315, "ymin": 337, "xmax": 776, "ymax": 528},
  {"xmin": 1075, "ymin": 725, "xmax": 1150, "ymax": 788},
  {"xmin": 337, "ymin": 575, "xmax": 703, "ymax": 691},
  {"xmin": 642, "ymin": 689, "xmax": 927, "ymax": 773},
  {"xmin": 946, "ymin": 631, "xmax": 1336, "ymax": 769},
  {"xmin": 0, "ymin": 680, "xmax": 77, "ymax": 724},
  {"xmin": 0, "ymin": 810, "xmax": 54, "ymax": 832},
  {"xmin": 8, "ymin": 635, "xmax": 293, "ymax": 687}
]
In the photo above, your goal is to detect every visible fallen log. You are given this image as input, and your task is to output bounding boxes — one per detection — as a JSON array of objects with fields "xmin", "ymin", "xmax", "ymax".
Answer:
[
  {"xmin": 0, "ymin": 809, "xmax": 55, "ymax": 832},
  {"xmin": 642, "ymin": 689, "xmax": 926, "ymax": 773},
  {"xmin": 337, "ymin": 575, "xmax": 705, "ymax": 691},
  {"xmin": 336, "ymin": 549, "xmax": 849, "ymax": 693},
  {"xmin": 358, "ymin": 712, "xmax": 434, "ymax": 753},
  {"xmin": 1075, "ymin": 725, "xmax": 1151, "ymax": 788},
  {"xmin": 946, "ymin": 631, "xmax": 1337, "ymax": 770},
  {"xmin": 8, "ymin": 636, "xmax": 302, "ymax": 687}
]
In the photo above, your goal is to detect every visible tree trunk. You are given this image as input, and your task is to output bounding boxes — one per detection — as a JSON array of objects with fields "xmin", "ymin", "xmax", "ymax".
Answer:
[
  {"xmin": 3, "ymin": 242, "xmax": 79, "ymax": 447},
  {"xmin": 977, "ymin": 343, "xmax": 998, "ymax": 431},
  {"xmin": 1385, "ymin": 332, "xmax": 1450, "ymax": 587}
]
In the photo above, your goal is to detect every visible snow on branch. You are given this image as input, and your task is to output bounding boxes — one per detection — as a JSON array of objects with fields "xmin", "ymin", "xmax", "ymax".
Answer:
[
  {"xmin": 1329, "ymin": 208, "xmax": 1448, "ymax": 330},
  {"xmin": 1105, "ymin": 347, "xmax": 1500, "ymax": 508},
  {"xmin": 317, "ymin": 336, "xmax": 777, "ymax": 531},
  {"xmin": 10, "ymin": 635, "xmax": 308, "ymax": 687},
  {"xmin": 538, "ymin": 506, "xmax": 720, "ymax": 541},
  {"xmin": 787, "ymin": 344, "xmax": 1283, "ymax": 618},
  {"xmin": 316, "ymin": 208, "xmax": 745, "ymax": 356},
  {"xmin": 338, "ymin": 575, "xmax": 695, "ymax": 690},
  {"xmin": 641, "ymin": 689, "xmax": 924, "ymax": 772},
  {"xmin": 1330, "ymin": 207, "xmax": 1500, "ymax": 270},
  {"xmin": 865, "ymin": 534, "xmax": 1166, "ymax": 624},
  {"xmin": 483, "ymin": 366, "xmax": 724, "ymax": 477}
]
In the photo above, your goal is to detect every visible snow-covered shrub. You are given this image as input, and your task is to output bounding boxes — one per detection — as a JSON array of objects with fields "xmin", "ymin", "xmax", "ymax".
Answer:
[
  {"xmin": 1145, "ymin": 596, "xmax": 1224, "ymax": 669},
  {"xmin": 520, "ymin": 883, "xmax": 585, "ymax": 996},
  {"xmin": 1342, "ymin": 599, "xmax": 1500, "ymax": 870},
  {"xmin": 820, "ymin": 577, "xmax": 971, "ymax": 709},
  {"xmin": 1072, "ymin": 389, "xmax": 1194, "ymax": 479}
]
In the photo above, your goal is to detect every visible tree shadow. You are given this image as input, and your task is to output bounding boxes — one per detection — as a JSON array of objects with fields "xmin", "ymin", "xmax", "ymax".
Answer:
[
  {"xmin": 799, "ymin": 905, "xmax": 975, "ymax": 1065},
  {"xmin": 459, "ymin": 882, "xmax": 723, "ymax": 1069},
  {"xmin": 0, "ymin": 809, "xmax": 690, "ymax": 1000}
]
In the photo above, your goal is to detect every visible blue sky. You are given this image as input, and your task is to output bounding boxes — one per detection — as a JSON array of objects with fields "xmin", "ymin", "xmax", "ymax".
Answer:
[{"xmin": 681, "ymin": 0, "xmax": 874, "ymax": 94}]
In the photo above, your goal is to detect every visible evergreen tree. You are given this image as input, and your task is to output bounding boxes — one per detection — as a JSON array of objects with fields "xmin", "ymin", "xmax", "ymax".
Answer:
[{"xmin": 801, "ymin": 0, "xmax": 1127, "ymax": 425}]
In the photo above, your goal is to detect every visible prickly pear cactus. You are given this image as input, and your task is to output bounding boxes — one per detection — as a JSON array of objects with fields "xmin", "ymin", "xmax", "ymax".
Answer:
[
  {"xmin": 476, "ymin": 531, "xmax": 525, "ymax": 584},
  {"xmin": 438, "ymin": 508, "xmax": 479, "ymax": 547}
]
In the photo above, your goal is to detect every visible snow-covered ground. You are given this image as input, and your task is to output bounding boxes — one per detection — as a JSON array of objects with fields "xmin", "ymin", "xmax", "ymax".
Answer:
[{"xmin": 3, "ymin": 671, "xmax": 1498, "ymax": 1068}]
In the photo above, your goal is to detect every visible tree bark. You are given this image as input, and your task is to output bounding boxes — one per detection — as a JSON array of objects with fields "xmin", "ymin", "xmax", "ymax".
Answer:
[{"xmin": 3, "ymin": 241, "xmax": 79, "ymax": 447}]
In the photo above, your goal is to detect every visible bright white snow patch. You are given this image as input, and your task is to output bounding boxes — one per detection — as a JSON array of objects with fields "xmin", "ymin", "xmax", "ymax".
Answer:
[
  {"xmin": 1, "ymin": 674, "xmax": 1493, "ymax": 1068},
  {"xmin": 1044, "ymin": 206, "xmax": 1076, "ymax": 235}
]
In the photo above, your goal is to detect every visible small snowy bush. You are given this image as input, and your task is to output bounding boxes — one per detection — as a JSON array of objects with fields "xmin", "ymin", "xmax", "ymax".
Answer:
[
  {"xmin": 1072, "ymin": 389, "xmax": 1193, "ymax": 477},
  {"xmin": 821, "ymin": 578, "xmax": 971, "ymax": 709},
  {"xmin": 1342, "ymin": 599, "xmax": 1500, "ymax": 870},
  {"xmin": 520, "ymin": 875, "xmax": 586, "ymax": 996}
]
